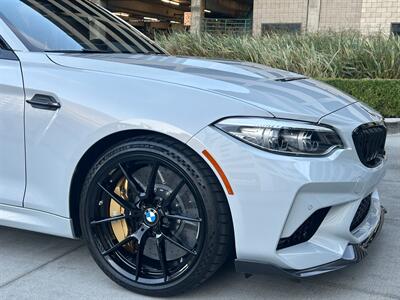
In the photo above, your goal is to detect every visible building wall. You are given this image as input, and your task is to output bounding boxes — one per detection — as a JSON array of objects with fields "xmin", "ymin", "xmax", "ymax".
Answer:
[
  {"xmin": 253, "ymin": 0, "xmax": 308, "ymax": 35},
  {"xmin": 360, "ymin": 0, "xmax": 400, "ymax": 34},
  {"xmin": 253, "ymin": 0, "xmax": 400, "ymax": 35},
  {"xmin": 319, "ymin": 0, "xmax": 363, "ymax": 31},
  {"xmin": 92, "ymin": 0, "xmax": 400, "ymax": 35}
]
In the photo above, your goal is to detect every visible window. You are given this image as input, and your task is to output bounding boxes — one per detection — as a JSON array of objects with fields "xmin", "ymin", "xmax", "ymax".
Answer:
[
  {"xmin": 0, "ymin": 0, "xmax": 164, "ymax": 54},
  {"xmin": 0, "ymin": 37, "xmax": 8, "ymax": 49},
  {"xmin": 391, "ymin": 23, "xmax": 400, "ymax": 36},
  {"xmin": 262, "ymin": 23, "xmax": 302, "ymax": 34},
  {"xmin": 0, "ymin": 36, "xmax": 17, "ymax": 60}
]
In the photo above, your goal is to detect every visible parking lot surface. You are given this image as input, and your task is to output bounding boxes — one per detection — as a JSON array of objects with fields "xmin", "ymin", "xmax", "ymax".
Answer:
[{"xmin": 0, "ymin": 135, "xmax": 399, "ymax": 300}]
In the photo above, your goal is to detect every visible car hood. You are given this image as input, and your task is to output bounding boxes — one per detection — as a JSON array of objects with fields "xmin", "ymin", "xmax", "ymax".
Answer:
[{"xmin": 48, "ymin": 53, "xmax": 357, "ymax": 122}]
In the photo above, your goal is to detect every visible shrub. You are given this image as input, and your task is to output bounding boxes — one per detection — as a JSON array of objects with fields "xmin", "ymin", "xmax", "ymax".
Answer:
[
  {"xmin": 156, "ymin": 32, "xmax": 400, "ymax": 80},
  {"xmin": 322, "ymin": 79, "xmax": 400, "ymax": 117}
]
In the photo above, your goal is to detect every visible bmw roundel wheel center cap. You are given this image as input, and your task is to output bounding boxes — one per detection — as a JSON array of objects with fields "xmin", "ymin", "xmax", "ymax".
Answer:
[{"xmin": 143, "ymin": 208, "xmax": 160, "ymax": 226}]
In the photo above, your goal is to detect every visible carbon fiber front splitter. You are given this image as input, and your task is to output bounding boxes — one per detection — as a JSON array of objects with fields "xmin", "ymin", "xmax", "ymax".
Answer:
[{"xmin": 235, "ymin": 206, "xmax": 386, "ymax": 278}]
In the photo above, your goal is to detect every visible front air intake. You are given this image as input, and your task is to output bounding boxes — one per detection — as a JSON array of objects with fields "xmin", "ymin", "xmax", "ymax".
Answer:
[
  {"xmin": 350, "ymin": 195, "xmax": 372, "ymax": 232},
  {"xmin": 277, "ymin": 207, "xmax": 330, "ymax": 250}
]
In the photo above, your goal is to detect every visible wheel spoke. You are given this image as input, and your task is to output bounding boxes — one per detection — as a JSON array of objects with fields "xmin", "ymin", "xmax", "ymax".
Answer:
[
  {"xmin": 164, "ymin": 214, "xmax": 202, "ymax": 223},
  {"xmin": 97, "ymin": 183, "xmax": 133, "ymax": 210},
  {"xmin": 162, "ymin": 233, "xmax": 197, "ymax": 256},
  {"xmin": 132, "ymin": 223, "xmax": 151, "ymax": 242},
  {"xmin": 163, "ymin": 180, "xmax": 185, "ymax": 208},
  {"xmin": 146, "ymin": 163, "xmax": 159, "ymax": 197},
  {"xmin": 102, "ymin": 235, "xmax": 133, "ymax": 256},
  {"xmin": 134, "ymin": 239, "xmax": 144, "ymax": 281},
  {"xmin": 132, "ymin": 224, "xmax": 150, "ymax": 281},
  {"xmin": 119, "ymin": 163, "xmax": 144, "ymax": 193},
  {"xmin": 91, "ymin": 214, "xmax": 127, "ymax": 226},
  {"xmin": 156, "ymin": 236, "xmax": 168, "ymax": 282}
]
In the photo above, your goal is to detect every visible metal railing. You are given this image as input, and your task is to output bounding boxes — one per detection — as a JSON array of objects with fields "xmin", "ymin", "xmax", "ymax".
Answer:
[{"xmin": 202, "ymin": 18, "xmax": 252, "ymax": 34}]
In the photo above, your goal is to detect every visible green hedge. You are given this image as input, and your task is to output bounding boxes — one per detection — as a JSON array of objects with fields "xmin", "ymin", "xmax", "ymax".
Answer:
[{"xmin": 322, "ymin": 79, "xmax": 400, "ymax": 118}]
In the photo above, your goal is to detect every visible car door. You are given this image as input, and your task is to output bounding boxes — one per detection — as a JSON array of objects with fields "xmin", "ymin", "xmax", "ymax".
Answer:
[{"xmin": 0, "ymin": 36, "xmax": 26, "ymax": 207}]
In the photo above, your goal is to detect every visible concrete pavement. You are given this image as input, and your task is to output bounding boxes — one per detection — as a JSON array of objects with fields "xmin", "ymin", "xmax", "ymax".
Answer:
[{"xmin": 0, "ymin": 135, "xmax": 399, "ymax": 300}]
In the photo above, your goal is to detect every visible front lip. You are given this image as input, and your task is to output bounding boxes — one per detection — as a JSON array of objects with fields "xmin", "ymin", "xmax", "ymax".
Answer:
[
  {"xmin": 235, "ymin": 206, "xmax": 386, "ymax": 277},
  {"xmin": 285, "ymin": 205, "xmax": 386, "ymax": 278}
]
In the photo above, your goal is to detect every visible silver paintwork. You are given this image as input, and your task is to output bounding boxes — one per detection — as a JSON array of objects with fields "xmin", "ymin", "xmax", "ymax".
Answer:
[
  {"xmin": 0, "ymin": 203, "xmax": 74, "ymax": 238},
  {"xmin": 0, "ymin": 22, "xmax": 387, "ymax": 272},
  {"xmin": 48, "ymin": 53, "xmax": 357, "ymax": 122},
  {"xmin": 18, "ymin": 51, "xmax": 268, "ymax": 218},
  {"xmin": 0, "ymin": 59, "xmax": 25, "ymax": 207}
]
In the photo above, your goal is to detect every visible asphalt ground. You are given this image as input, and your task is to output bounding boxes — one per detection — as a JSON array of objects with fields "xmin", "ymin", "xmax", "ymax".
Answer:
[{"xmin": 0, "ymin": 134, "xmax": 399, "ymax": 300}]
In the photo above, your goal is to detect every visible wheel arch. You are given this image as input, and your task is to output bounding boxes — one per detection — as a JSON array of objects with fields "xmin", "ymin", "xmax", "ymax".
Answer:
[
  {"xmin": 69, "ymin": 129, "xmax": 235, "ymax": 253},
  {"xmin": 70, "ymin": 129, "xmax": 158, "ymax": 237}
]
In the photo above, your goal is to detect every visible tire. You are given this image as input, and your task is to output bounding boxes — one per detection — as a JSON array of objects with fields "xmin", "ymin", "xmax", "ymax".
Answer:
[{"xmin": 80, "ymin": 134, "xmax": 233, "ymax": 297}]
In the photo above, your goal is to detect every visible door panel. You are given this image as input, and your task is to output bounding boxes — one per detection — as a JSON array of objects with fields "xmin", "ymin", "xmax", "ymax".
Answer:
[{"xmin": 0, "ymin": 58, "xmax": 25, "ymax": 206}]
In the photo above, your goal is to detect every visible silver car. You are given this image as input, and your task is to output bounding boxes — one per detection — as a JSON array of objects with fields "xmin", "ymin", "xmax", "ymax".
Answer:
[{"xmin": 0, "ymin": 0, "xmax": 387, "ymax": 296}]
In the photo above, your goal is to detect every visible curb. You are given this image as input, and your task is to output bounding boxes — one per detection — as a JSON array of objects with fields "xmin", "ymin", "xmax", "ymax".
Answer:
[{"xmin": 385, "ymin": 118, "xmax": 400, "ymax": 135}]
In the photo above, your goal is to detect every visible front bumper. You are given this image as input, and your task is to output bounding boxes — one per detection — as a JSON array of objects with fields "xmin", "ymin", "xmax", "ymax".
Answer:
[
  {"xmin": 188, "ymin": 102, "xmax": 387, "ymax": 273},
  {"xmin": 235, "ymin": 205, "xmax": 386, "ymax": 277},
  {"xmin": 189, "ymin": 124, "xmax": 387, "ymax": 269}
]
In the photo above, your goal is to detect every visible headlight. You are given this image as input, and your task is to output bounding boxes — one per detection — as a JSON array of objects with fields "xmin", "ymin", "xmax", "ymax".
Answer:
[{"xmin": 214, "ymin": 118, "xmax": 343, "ymax": 156}]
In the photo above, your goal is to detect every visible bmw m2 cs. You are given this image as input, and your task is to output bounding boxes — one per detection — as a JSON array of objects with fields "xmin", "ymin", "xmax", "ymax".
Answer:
[{"xmin": 0, "ymin": 0, "xmax": 387, "ymax": 296}]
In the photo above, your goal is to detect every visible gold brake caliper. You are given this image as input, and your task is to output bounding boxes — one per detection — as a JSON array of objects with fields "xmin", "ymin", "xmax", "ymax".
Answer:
[{"xmin": 109, "ymin": 178, "xmax": 130, "ymax": 244}]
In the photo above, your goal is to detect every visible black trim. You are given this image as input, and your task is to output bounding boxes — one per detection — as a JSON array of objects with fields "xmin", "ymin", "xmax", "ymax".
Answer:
[
  {"xmin": 0, "ymin": 36, "xmax": 18, "ymax": 61},
  {"xmin": 0, "ymin": 48, "xmax": 18, "ymax": 60},
  {"xmin": 26, "ymin": 94, "xmax": 61, "ymax": 111},
  {"xmin": 277, "ymin": 207, "xmax": 330, "ymax": 250},
  {"xmin": 350, "ymin": 194, "xmax": 372, "ymax": 231},
  {"xmin": 352, "ymin": 122, "xmax": 387, "ymax": 168},
  {"xmin": 236, "ymin": 206, "xmax": 386, "ymax": 278},
  {"xmin": 275, "ymin": 76, "xmax": 308, "ymax": 82}
]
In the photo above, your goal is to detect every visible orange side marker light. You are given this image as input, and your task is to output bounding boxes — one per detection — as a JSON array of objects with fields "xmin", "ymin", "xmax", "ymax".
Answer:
[{"xmin": 202, "ymin": 150, "xmax": 234, "ymax": 195}]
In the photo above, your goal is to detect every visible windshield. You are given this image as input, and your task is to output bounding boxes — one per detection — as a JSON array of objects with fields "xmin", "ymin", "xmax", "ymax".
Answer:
[{"xmin": 0, "ymin": 0, "xmax": 164, "ymax": 54}]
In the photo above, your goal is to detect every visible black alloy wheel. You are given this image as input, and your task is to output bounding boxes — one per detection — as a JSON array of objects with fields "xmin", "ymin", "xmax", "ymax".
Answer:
[{"xmin": 80, "ymin": 135, "xmax": 233, "ymax": 296}]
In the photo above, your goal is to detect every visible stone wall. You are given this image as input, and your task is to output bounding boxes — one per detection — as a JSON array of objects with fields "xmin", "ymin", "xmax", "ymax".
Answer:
[
  {"xmin": 360, "ymin": 0, "xmax": 400, "ymax": 34},
  {"xmin": 253, "ymin": 0, "xmax": 400, "ymax": 35},
  {"xmin": 253, "ymin": 0, "xmax": 308, "ymax": 35},
  {"xmin": 319, "ymin": 0, "xmax": 363, "ymax": 31}
]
